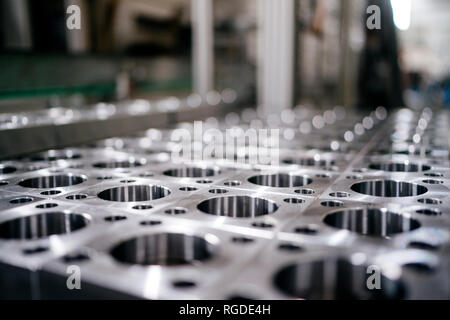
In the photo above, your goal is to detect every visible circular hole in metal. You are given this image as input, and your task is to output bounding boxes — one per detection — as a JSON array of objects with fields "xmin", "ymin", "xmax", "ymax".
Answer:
[
  {"xmin": 231, "ymin": 236, "xmax": 254, "ymax": 244},
  {"xmin": 96, "ymin": 176, "xmax": 113, "ymax": 180},
  {"xmin": 294, "ymin": 226, "xmax": 318, "ymax": 235},
  {"xmin": 0, "ymin": 165, "xmax": 16, "ymax": 174},
  {"xmin": 395, "ymin": 148, "xmax": 432, "ymax": 156},
  {"xmin": 224, "ymin": 180, "xmax": 241, "ymax": 186},
  {"xmin": 330, "ymin": 192, "xmax": 350, "ymax": 198},
  {"xmin": 164, "ymin": 207, "xmax": 187, "ymax": 215},
  {"xmin": 23, "ymin": 247, "xmax": 49, "ymax": 255},
  {"xmin": 163, "ymin": 167, "xmax": 220, "ymax": 178},
  {"xmin": 424, "ymin": 172, "xmax": 443, "ymax": 177},
  {"xmin": 351, "ymin": 180, "xmax": 427, "ymax": 197},
  {"xmin": 196, "ymin": 179, "xmax": 213, "ymax": 184},
  {"xmin": 93, "ymin": 159, "xmax": 144, "ymax": 169},
  {"xmin": 321, "ymin": 200, "xmax": 344, "ymax": 207},
  {"xmin": 198, "ymin": 196, "xmax": 278, "ymax": 218},
  {"xmin": 422, "ymin": 179, "xmax": 443, "ymax": 185},
  {"xmin": 179, "ymin": 186, "xmax": 198, "ymax": 191},
  {"xmin": 172, "ymin": 280, "xmax": 196, "ymax": 289},
  {"xmin": 104, "ymin": 215, "xmax": 127, "ymax": 222},
  {"xmin": 251, "ymin": 222, "xmax": 274, "ymax": 228},
  {"xmin": 403, "ymin": 262, "xmax": 435, "ymax": 273},
  {"xmin": 209, "ymin": 189, "xmax": 229, "ymax": 194},
  {"xmin": 282, "ymin": 157, "xmax": 335, "ymax": 167},
  {"xmin": 417, "ymin": 198, "xmax": 442, "ymax": 205},
  {"xmin": 416, "ymin": 208, "xmax": 441, "ymax": 216},
  {"xmin": 295, "ymin": 188, "xmax": 315, "ymax": 195},
  {"xmin": 66, "ymin": 194, "xmax": 88, "ymax": 200},
  {"xmin": 248, "ymin": 173, "xmax": 312, "ymax": 188},
  {"xmin": 368, "ymin": 162, "xmax": 430, "ymax": 172},
  {"xmin": 40, "ymin": 190, "xmax": 61, "ymax": 196},
  {"xmin": 19, "ymin": 174, "xmax": 86, "ymax": 188},
  {"xmin": 408, "ymin": 241, "xmax": 439, "ymax": 251},
  {"xmin": 10, "ymin": 197, "xmax": 33, "ymax": 204},
  {"xmin": 110, "ymin": 233, "xmax": 215, "ymax": 266},
  {"xmin": 323, "ymin": 208, "xmax": 420, "ymax": 237},
  {"xmin": 120, "ymin": 179, "xmax": 136, "ymax": 183},
  {"xmin": 316, "ymin": 173, "xmax": 331, "ymax": 178},
  {"xmin": 62, "ymin": 253, "xmax": 90, "ymax": 263},
  {"xmin": 36, "ymin": 203, "xmax": 58, "ymax": 209},
  {"xmin": 274, "ymin": 258, "xmax": 404, "ymax": 299},
  {"xmin": 133, "ymin": 204, "xmax": 153, "ymax": 210},
  {"xmin": 278, "ymin": 243, "xmax": 303, "ymax": 252},
  {"xmin": 0, "ymin": 212, "xmax": 89, "ymax": 240},
  {"xmin": 283, "ymin": 198, "xmax": 305, "ymax": 204},
  {"xmin": 0, "ymin": 180, "xmax": 9, "ymax": 186},
  {"xmin": 140, "ymin": 220, "xmax": 161, "ymax": 226},
  {"xmin": 98, "ymin": 185, "xmax": 170, "ymax": 202}
]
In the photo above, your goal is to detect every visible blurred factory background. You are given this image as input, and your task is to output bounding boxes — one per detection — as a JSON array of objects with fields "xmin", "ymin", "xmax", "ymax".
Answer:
[{"xmin": 0, "ymin": 0, "xmax": 448, "ymax": 114}]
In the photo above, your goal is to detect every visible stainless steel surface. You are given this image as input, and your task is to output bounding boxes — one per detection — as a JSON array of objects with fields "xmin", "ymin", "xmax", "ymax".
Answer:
[
  {"xmin": 0, "ymin": 89, "xmax": 242, "ymax": 159},
  {"xmin": 0, "ymin": 105, "xmax": 449, "ymax": 299}
]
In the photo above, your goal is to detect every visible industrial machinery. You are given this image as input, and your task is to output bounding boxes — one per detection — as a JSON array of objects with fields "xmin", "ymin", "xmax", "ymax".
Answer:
[{"xmin": 0, "ymin": 99, "xmax": 448, "ymax": 299}]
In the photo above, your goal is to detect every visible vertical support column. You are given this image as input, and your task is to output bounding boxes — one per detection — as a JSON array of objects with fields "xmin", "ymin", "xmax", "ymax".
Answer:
[
  {"xmin": 257, "ymin": 0, "xmax": 296, "ymax": 116},
  {"xmin": 191, "ymin": 0, "xmax": 214, "ymax": 98},
  {"xmin": 65, "ymin": 0, "xmax": 90, "ymax": 53},
  {"xmin": 339, "ymin": 0, "xmax": 353, "ymax": 107},
  {"xmin": 1, "ymin": 0, "xmax": 32, "ymax": 50}
]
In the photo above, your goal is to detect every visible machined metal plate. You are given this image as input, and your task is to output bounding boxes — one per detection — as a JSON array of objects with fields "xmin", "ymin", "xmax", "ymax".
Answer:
[{"xmin": 0, "ymin": 106, "xmax": 448, "ymax": 299}]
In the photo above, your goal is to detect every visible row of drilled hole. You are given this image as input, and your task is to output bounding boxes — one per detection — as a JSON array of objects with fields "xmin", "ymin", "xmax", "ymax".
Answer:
[
  {"xmin": 2, "ymin": 160, "xmax": 445, "ymax": 177},
  {"xmin": 17, "ymin": 227, "xmax": 436, "ymax": 299},
  {"xmin": 8, "ymin": 177, "xmax": 443, "ymax": 219},
  {"xmin": 1, "ymin": 207, "xmax": 439, "ymax": 300},
  {"xmin": 10, "ymin": 170, "xmax": 444, "ymax": 196},
  {"xmin": 10, "ymin": 193, "xmax": 443, "ymax": 217},
  {"xmin": 13, "ymin": 172, "xmax": 317, "ymax": 188},
  {"xmin": 5, "ymin": 177, "xmax": 442, "ymax": 198},
  {"xmin": 1, "ymin": 201, "xmax": 441, "ymax": 241}
]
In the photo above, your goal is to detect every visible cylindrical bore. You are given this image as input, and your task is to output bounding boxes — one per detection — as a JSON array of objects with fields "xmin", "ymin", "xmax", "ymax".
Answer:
[
  {"xmin": 19, "ymin": 174, "xmax": 86, "ymax": 188},
  {"xmin": 274, "ymin": 257, "xmax": 404, "ymax": 299},
  {"xmin": 93, "ymin": 159, "xmax": 144, "ymax": 168},
  {"xmin": 197, "ymin": 195, "xmax": 278, "ymax": 218},
  {"xmin": 323, "ymin": 208, "xmax": 420, "ymax": 237},
  {"xmin": 0, "ymin": 212, "xmax": 89, "ymax": 240},
  {"xmin": 248, "ymin": 173, "xmax": 312, "ymax": 188},
  {"xmin": 110, "ymin": 233, "xmax": 215, "ymax": 266},
  {"xmin": 368, "ymin": 162, "xmax": 430, "ymax": 172},
  {"xmin": 351, "ymin": 180, "xmax": 427, "ymax": 197},
  {"xmin": 98, "ymin": 185, "xmax": 170, "ymax": 202},
  {"xmin": 163, "ymin": 167, "xmax": 220, "ymax": 178}
]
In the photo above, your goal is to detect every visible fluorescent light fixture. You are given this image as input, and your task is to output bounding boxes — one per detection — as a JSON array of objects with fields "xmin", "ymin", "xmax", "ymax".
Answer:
[{"xmin": 390, "ymin": 0, "xmax": 412, "ymax": 30}]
